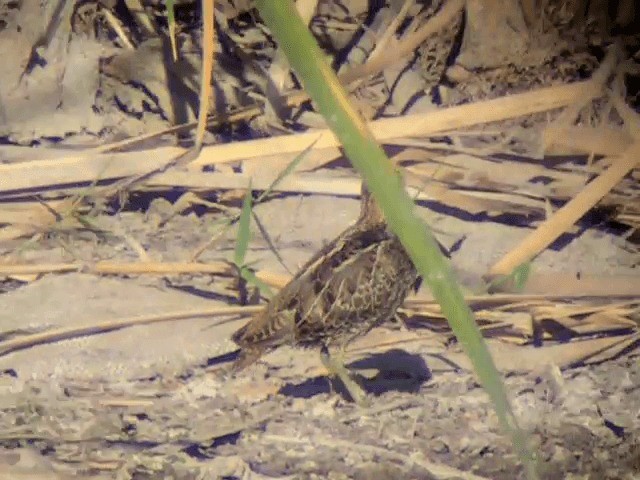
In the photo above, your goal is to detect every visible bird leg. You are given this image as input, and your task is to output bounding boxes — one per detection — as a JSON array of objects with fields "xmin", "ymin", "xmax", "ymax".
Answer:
[
  {"xmin": 214, "ymin": 346, "xmax": 266, "ymax": 380},
  {"xmin": 320, "ymin": 346, "xmax": 369, "ymax": 406},
  {"xmin": 392, "ymin": 311, "xmax": 410, "ymax": 331}
]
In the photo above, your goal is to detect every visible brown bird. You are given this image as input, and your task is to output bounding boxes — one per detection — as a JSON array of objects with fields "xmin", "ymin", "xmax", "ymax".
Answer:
[{"xmin": 228, "ymin": 182, "xmax": 425, "ymax": 404}]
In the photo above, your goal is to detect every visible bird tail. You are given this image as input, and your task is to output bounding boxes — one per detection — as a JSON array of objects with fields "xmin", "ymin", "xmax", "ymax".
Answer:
[{"xmin": 229, "ymin": 346, "xmax": 267, "ymax": 373}]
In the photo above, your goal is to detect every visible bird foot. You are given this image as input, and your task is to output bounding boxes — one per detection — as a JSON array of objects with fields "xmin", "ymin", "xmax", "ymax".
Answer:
[
  {"xmin": 320, "ymin": 348, "xmax": 370, "ymax": 407},
  {"xmin": 211, "ymin": 365, "xmax": 235, "ymax": 381}
]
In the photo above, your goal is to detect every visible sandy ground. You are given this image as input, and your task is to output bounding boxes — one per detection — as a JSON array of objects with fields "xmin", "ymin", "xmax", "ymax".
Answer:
[
  {"xmin": 0, "ymin": 1, "xmax": 639, "ymax": 478},
  {"xmin": 0, "ymin": 195, "xmax": 638, "ymax": 479}
]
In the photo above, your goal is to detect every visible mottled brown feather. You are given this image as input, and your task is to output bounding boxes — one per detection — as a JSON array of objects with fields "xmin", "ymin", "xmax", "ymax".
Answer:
[{"xmin": 229, "ymin": 184, "xmax": 420, "ymax": 372}]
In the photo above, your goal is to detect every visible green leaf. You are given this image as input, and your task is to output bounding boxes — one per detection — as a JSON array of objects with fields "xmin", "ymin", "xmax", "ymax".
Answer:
[
  {"xmin": 240, "ymin": 266, "xmax": 273, "ymax": 298},
  {"xmin": 166, "ymin": 0, "xmax": 178, "ymax": 61},
  {"xmin": 253, "ymin": 1, "xmax": 539, "ymax": 478},
  {"xmin": 256, "ymin": 139, "xmax": 317, "ymax": 204},
  {"xmin": 234, "ymin": 180, "xmax": 253, "ymax": 268},
  {"xmin": 511, "ymin": 262, "xmax": 532, "ymax": 292},
  {"xmin": 251, "ymin": 210, "xmax": 292, "ymax": 275},
  {"xmin": 486, "ymin": 262, "xmax": 532, "ymax": 293}
]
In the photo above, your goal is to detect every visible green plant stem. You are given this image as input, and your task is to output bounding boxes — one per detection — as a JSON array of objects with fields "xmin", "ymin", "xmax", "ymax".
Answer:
[{"xmin": 254, "ymin": 1, "xmax": 538, "ymax": 478}]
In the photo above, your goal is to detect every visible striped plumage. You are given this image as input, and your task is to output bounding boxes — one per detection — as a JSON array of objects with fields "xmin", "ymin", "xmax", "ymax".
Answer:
[{"xmin": 228, "ymin": 184, "xmax": 422, "ymax": 402}]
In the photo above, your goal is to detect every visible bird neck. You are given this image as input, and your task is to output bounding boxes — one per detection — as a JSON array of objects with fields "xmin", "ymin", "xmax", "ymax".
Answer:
[{"xmin": 358, "ymin": 183, "xmax": 387, "ymax": 226}]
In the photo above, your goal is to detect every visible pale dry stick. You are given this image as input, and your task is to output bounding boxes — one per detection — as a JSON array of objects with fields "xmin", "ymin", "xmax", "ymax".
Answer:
[
  {"xmin": 519, "ymin": 335, "xmax": 636, "ymax": 371},
  {"xmin": 0, "ymin": 260, "xmax": 230, "ymax": 276},
  {"xmin": 405, "ymin": 150, "xmax": 587, "ymax": 194},
  {"xmin": 0, "ymin": 260, "xmax": 289, "ymax": 289},
  {"xmin": 0, "ymin": 145, "xmax": 181, "ymax": 192},
  {"xmin": 122, "ymin": 0, "xmax": 155, "ymax": 35},
  {"xmin": 210, "ymin": 165, "xmax": 540, "ymax": 220},
  {"xmin": 194, "ymin": 0, "xmax": 215, "ymax": 152},
  {"xmin": 0, "ymin": 79, "xmax": 604, "ymax": 194},
  {"xmin": 492, "ymin": 300, "xmax": 573, "ymax": 313},
  {"xmin": 533, "ymin": 300, "xmax": 639, "ymax": 320},
  {"xmin": 551, "ymin": 320, "xmax": 635, "ymax": 338},
  {"xmin": 334, "ymin": 0, "xmax": 465, "ymax": 87},
  {"xmin": 508, "ymin": 272, "xmax": 640, "ymax": 297},
  {"xmin": 255, "ymin": 270, "xmax": 290, "ymax": 289},
  {"xmin": 575, "ymin": 333, "xmax": 640, "ymax": 364},
  {"xmin": 371, "ymin": 0, "xmax": 414, "ymax": 59},
  {"xmin": 99, "ymin": 398, "xmax": 155, "ymax": 407},
  {"xmin": 167, "ymin": 2, "xmax": 178, "ymax": 60},
  {"xmin": 0, "ymin": 199, "xmax": 71, "ymax": 229},
  {"xmin": 261, "ymin": 434, "xmax": 491, "ymax": 480},
  {"xmin": 407, "ymin": 293, "xmax": 640, "ymax": 315},
  {"xmin": 545, "ymin": 125, "xmax": 633, "ymax": 157},
  {"xmin": 3, "ymin": 262, "xmax": 637, "ymax": 296},
  {"xmin": 395, "ymin": 136, "xmax": 510, "ymax": 157},
  {"xmin": 144, "ymin": 80, "xmax": 611, "ymax": 169},
  {"xmin": 345, "ymin": 0, "xmax": 415, "ymax": 93},
  {"xmin": 0, "ymin": 171, "xmax": 550, "ymax": 243},
  {"xmin": 155, "ymin": 172, "xmax": 362, "ymax": 198},
  {"xmin": 488, "ymin": 142, "xmax": 640, "ymax": 276},
  {"xmin": 0, "ymin": 305, "xmax": 261, "ymax": 357},
  {"xmin": 102, "ymin": 9, "xmax": 135, "ymax": 49},
  {"xmin": 90, "ymin": 106, "xmax": 262, "ymax": 154}
]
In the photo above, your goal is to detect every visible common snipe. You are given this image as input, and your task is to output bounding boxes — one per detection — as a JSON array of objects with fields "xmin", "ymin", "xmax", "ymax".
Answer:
[{"xmin": 228, "ymin": 182, "xmax": 426, "ymax": 404}]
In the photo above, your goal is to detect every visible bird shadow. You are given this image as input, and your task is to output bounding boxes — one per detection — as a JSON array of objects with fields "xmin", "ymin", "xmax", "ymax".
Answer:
[{"xmin": 278, "ymin": 349, "xmax": 431, "ymax": 400}]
